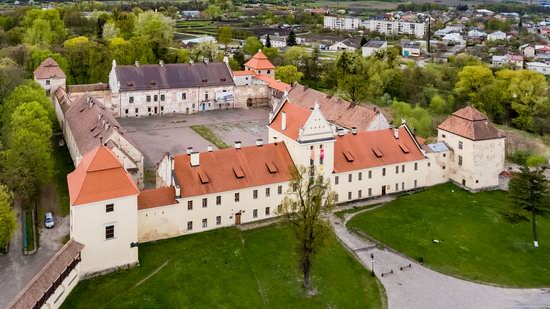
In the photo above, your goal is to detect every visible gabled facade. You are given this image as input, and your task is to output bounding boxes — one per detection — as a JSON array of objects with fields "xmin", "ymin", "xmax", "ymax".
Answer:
[
  {"xmin": 33, "ymin": 57, "xmax": 66, "ymax": 96},
  {"xmin": 244, "ymin": 50, "xmax": 276, "ymax": 77}
]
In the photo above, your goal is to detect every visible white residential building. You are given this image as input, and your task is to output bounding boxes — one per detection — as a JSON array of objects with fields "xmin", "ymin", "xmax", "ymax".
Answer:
[
  {"xmin": 362, "ymin": 40, "xmax": 387, "ymax": 57},
  {"xmin": 324, "ymin": 15, "xmax": 362, "ymax": 30},
  {"xmin": 363, "ymin": 20, "xmax": 426, "ymax": 38},
  {"xmin": 526, "ymin": 62, "xmax": 550, "ymax": 75},
  {"xmin": 487, "ymin": 31, "xmax": 507, "ymax": 41}
]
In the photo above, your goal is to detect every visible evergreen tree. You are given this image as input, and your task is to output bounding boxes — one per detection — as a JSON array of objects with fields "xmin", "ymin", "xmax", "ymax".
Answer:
[
  {"xmin": 286, "ymin": 30, "xmax": 297, "ymax": 46},
  {"xmin": 265, "ymin": 34, "xmax": 271, "ymax": 48},
  {"xmin": 509, "ymin": 166, "xmax": 549, "ymax": 247}
]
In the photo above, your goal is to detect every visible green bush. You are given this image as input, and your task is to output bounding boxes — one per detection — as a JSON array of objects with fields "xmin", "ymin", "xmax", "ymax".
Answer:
[{"xmin": 526, "ymin": 154, "xmax": 548, "ymax": 167}]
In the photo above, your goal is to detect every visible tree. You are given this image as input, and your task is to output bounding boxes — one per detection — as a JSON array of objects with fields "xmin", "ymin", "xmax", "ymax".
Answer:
[
  {"xmin": 217, "ymin": 26, "xmax": 232, "ymax": 50},
  {"xmin": 508, "ymin": 166, "xmax": 549, "ymax": 247},
  {"xmin": 390, "ymin": 100, "xmax": 433, "ymax": 137},
  {"xmin": 454, "ymin": 65, "xmax": 495, "ymax": 110},
  {"xmin": 21, "ymin": 9, "xmax": 66, "ymax": 45},
  {"xmin": 283, "ymin": 46, "xmax": 307, "ymax": 67},
  {"xmin": 360, "ymin": 36, "xmax": 368, "ymax": 47},
  {"xmin": 265, "ymin": 34, "xmax": 271, "ymax": 48},
  {"xmin": 277, "ymin": 166, "xmax": 336, "ymax": 290},
  {"xmin": 0, "ymin": 58, "xmax": 25, "ymax": 105},
  {"xmin": 102, "ymin": 21, "xmax": 120, "ymax": 41},
  {"xmin": 134, "ymin": 11, "xmax": 175, "ymax": 46},
  {"xmin": 286, "ymin": 30, "xmax": 297, "ymax": 46},
  {"xmin": 0, "ymin": 184, "xmax": 16, "ymax": 251},
  {"xmin": 507, "ymin": 70, "xmax": 547, "ymax": 132},
  {"xmin": 205, "ymin": 5, "xmax": 222, "ymax": 20},
  {"xmin": 242, "ymin": 36, "xmax": 262, "ymax": 56},
  {"xmin": 275, "ymin": 65, "xmax": 304, "ymax": 84},
  {"xmin": 338, "ymin": 74, "xmax": 368, "ymax": 106}
]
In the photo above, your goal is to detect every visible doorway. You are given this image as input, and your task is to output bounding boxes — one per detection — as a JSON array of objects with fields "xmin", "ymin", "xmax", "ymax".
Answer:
[
  {"xmin": 381, "ymin": 185, "xmax": 386, "ymax": 196},
  {"xmin": 462, "ymin": 179, "xmax": 466, "ymax": 186},
  {"xmin": 235, "ymin": 212, "xmax": 241, "ymax": 225},
  {"xmin": 186, "ymin": 107, "xmax": 189, "ymax": 114}
]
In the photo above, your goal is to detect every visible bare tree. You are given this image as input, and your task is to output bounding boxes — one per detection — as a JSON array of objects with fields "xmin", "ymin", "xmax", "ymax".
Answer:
[{"xmin": 277, "ymin": 165, "xmax": 336, "ymax": 291}]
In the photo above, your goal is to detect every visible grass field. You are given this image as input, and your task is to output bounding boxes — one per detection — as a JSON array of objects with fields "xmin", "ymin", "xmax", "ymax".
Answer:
[
  {"xmin": 63, "ymin": 225, "xmax": 385, "ymax": 308},
  {"xmin": 53, "ymin": 140, "xmax": 74, "ymax": 216},
  {"xmin": 191, "ymin": 125, "xmax": 229, "ymax": 149},
  {"xmin": 348, "ymin": 183, "xmax": 550, "ymax": 288}
]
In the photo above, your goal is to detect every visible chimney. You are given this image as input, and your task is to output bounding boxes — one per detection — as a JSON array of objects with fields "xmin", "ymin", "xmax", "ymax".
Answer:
[
  {"xmin": 190, "ymin": 152, "xmax": 200, "ymax": 167},
  {"xmin": 159, "ymin": 60, "xmax": 164, "ymax": 67},
  {"xmin": 268, "ymin": 111, "xmax": 274, "ymax": 122},
  {"xmin": 314, "ymin": 100, "xmax": 320, "ymax": 110},
  {"xmin": 282, "ymin": 112, "xmax": 287, "ymax": 130},
  {"xmin": 189, "ymin": 59, "xmax": 194, "ymax": 65},
  {"xmin": 204, "ymin": 59, "xmax": 209, "ymax": 64},
  {"xmin": 337, "ymin": 128, "xmax": 345, "ymax": 136},
  {"xmin": 394, "ymin": 128, "xmax": 399, "ymax": 139},
  {"xmin": 135, "ymin": 61, "xmax": 139, "ymax": 67},
  {"xmin": 401, "ymin": 117, "xmax": 406, "ymax": 124},
  {"xmin": 273, "ymin": 136, "xmax": 278, "ymax": 145},
  {"xmin": 351, "ymin": 127, "xmax": 357, "ymax": 135},
  {"xmin": 223, "ymin": 56, "xmax": 229, "ymax": 64},
  {"xmin": 175, "ymin": 185, "xmax": 181, "ymax": 197},
  {"xmin": 207, "ymin": 145, "xmax": 213, "ymax": 152},
  {"xmin": 256, "ymin": 138, "xmax": 263, "ymax": 147},
  {"xmin": 186, "ymin": 147, "xmax": 193, "ymax": 155},
  {"xmin": 234, "ymin": 141, "xmax": 242, "ymax": 149}
]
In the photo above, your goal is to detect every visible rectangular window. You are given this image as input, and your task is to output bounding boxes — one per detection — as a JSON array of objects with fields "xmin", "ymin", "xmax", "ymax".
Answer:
[
  {"xmin": 348, "ymin": 192, "xmax": 352, "ymax": 200},
  {"xmin": 266, "ymin": 187, "xmax": 270, "ymax": 197},
  {"xmin": 348, "ymin": 174, "xmax": 352, "ymax": 182},
  {"xmin": 235, "ymin": 193, "xmax": 240, "ymax": 202},
  {"xmin": 216, "ymin": 196, "xmax": 221, "ymax": 205},
  {"xmin": 382, "ymin": 168, "xmax": 386, "ymax": 176},
  {"xmin": 458, "ymin": 155, "xmax": 463, "ymax": 166},
  {"xmin": 335, "ymin": 194, "xmax": 339, "ymax": 202},
  {"xmin": 216, "ymin": 216, "xmax": 221, "ymax": 225},
  {"xmin": 442, "ymin": 134, "xmax": 446, "ymax": 138},
  {"xmin": 148, "ymin": 107, "xmax": 151, "ymax": 112},
  {"xmin": 202, "ymin": 218, "xmax": 207, "ymax": 228},
  {"xmin": 402, "ymin": 165, "xmax": 405, "ymax": 173},
  {"xmin": 358, "ymin": 190, "xmax": 362, "ymax": 198},
  {"xmin": 278, "ymin": 204, "xmax": 282, "ymax": 213},
  {"xmin": 253, "ymin": 190, "xmax": 258, "ymax": 199},
  {"xmin": 278, "ymin": 185, "xmax": 282, "ymax": 195},
  {"xmin": 395, "ymin": 166, "xmax": 399, "ymax": 174},
  {"xmin": 105, "ymin": 225, "xmax": 114, "ymax": 240},
  {"xmin": 160, "ymin": 94, "xmax": 165, "ymax": 101},
  {"xmin": 253, "ymin": 209, "xmax": 258, "ymax": 218},
  {"xmin": 129, "ymin": 97, "xmax": 134, "ymax": 103},
  {"xmin": 414, "ymin": 180, "xmax": 418, "ymax": 188},
  {"xmin": 154, "ymin": 95, "xmax": 158, "ymax": 102},
  {"xmin": 205, "ymin": 93, "xmax": 209, "ymax": 100},
  {"xmin": 402, "ymin": 182, "xmax": 405, "ymax": 190},
  {"xmin": 395, "ymin": 183, "xmax": 399, "ymax": 191},
  {"xmin": 146, "ymin": 95, "xmax": 151, "ymax": 102},
  {"xmin": 46, "ymin": 80, "xmax": 50, "ymax": 85},
  {"xmin": 368, "ymin": 188, "xmax": 372, "ymax": 196},
  {"xmin": 335, "ymin": 176, "xmax": 339, "ymax": 185},
  {"xmin": 202, "ymin": 198, "xmax": 207, "ymax": 208},
  {"xmin": 125, "ymin": 109, "xmax": 129, "ymax": 114},
  {"xmin": 106, "ymin": 204, "xmax": 114, "ymax": 213},
  {"xmin": 368, "ymin": 170, "xmax": 372, "ymax": 179},
  {"xmin": 458, "ymin": 141, "xmax": 463, "ymax": 150},
  {"xmin": 135, "ymin": 108, "xmax": 138, "ymax": 114},
  {"xmin": 359, "ymin": 172, "xmax": 362, "ymax": 181},
  {"xmin": 187, "ymin": 221, "xmax": 193, "ymax": 230},
  {"xmin": 187, "ymin": 200, "xmax": 193, "ymax": 210},
  {"xmin": 182, "ymin": 93, "xmax": 187, "ymax": 100},
  {"xmin": 414, "ymin": 162, "xmax": 418, "ymax": 171},
  {"xmin": 265, "ymin": 207, "xmax": 270, "ymax": 216}
]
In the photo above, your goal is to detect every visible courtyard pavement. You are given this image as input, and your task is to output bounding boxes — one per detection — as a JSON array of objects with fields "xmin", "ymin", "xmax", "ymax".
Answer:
[
  {"xmin": 331, "ymin": 204, "xmax": 550, "ymax": 309},
  {"xmin": 0, "ymin": 204, "xmax": 69, "ymax": 309},
  {"xmin": 119, "ymin": 108, "xmax": 270, "ymax": 168}
]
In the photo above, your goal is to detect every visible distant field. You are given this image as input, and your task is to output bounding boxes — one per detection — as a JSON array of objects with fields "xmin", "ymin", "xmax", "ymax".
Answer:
[{"xmin": 310, "ymin": 0, "xmax": 506, "ymax": 10}]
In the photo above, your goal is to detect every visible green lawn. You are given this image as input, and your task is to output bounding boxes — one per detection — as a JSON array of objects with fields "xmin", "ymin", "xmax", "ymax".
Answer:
[
  {"xmin": 63, "ymin": 224, "xmax": 385, "ymax": 308},
  {"xmin": 53, "ymin": 140, "xmax": 74, "ymax": 216},
  {"xmin": 24, "ymin": 210, "xmax": 34, "ymax": 252},
  {"xmin": 348, "ymin": 183, "xmax": 550, "ymax": 288},
  {"xmin": 191, "ymin": 125, "xmax": 229, "ymax": 149}
]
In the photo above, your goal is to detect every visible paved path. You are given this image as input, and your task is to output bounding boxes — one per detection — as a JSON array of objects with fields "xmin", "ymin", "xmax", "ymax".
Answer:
[
  {"xmin": 0, "ymin": 206, "xmax": 69, "ymax": 309},
  {"xmin": 331, "ymin": 205, "xmax": 550, "ymax": 309}
]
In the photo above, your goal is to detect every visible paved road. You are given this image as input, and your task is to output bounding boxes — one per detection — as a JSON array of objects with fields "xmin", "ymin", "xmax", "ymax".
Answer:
[
  {"xmin": 0, "ymin": 205, "xmax": 69, "ymax": 309},
  {"xmin": 330, "ymin": 206, "xmax": 550, "ymax": 309}
]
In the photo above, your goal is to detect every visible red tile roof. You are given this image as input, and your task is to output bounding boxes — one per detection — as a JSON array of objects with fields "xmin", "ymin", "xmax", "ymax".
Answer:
[
  {"xmin": 244, "ymin": 50, "xmax": 275, "ymax": 70},
  {"xmin": 233, "ymin": 70, "xmax": 256, "ymax": 76},
  {"xmin": 269, "ymin": 101, "xmax": 312, "ymax": 140},
  {"xmin": 333, "ymin": 127, "xmax": 425, "ymax": 173},
  {"xmin": 68, "ymin": 146, "xmax": 139, "ymax": 206},
  {"xmin": 173, "ymin": 143, "xmax": 295, "ymax": 197},
  {"xmin": 254, "ymin": 74, "xmax": 291, "ymax": 92},
  {"xmin": 138, "ymin": 186, "xmax": 177, "ymax": 210},
  {"xmin": 33, "ymin": 57, "xmax": 66, "ymax": 79},
  {"xmin": 287, "ymin": 84, "xmax": 385, "ymax": 131},
  {"xmin": 438, "ymin": 106, "xmax": 504, "ymax": 141}
]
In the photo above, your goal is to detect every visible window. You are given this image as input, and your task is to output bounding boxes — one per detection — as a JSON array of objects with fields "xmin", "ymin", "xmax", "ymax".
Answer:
[
  {"xmin": 253, "ymin": 190, "xmax": 258, "ymax": 199},
  {"xmin": 205, "ymin": 93, "xmax": 209, "ymax": 100},
  {"xmin": 125, "ymin": 109, "xmax": 129, "ymax": 114},
  {"xmin": 129, "ymin": 97, "xmax": 134, "ymax": 103},
  {"xmin": 278, "ymin": 185, "xmax": 282, "ymax": 195},
  {"xmin": 148, "ymin": 107, "xmax": 152, "ymax": 113},
  {"xmin": 160, "ymin": 94, "xmax": 165, "ymax": 101},
  {"xmin": 202, "ymin": 218, "xmax": 207, "ymax": 228},
  {"xmin": 216, "ymin": 196, "xmax": 221, "ymax": 205},
  {"xmin": 182, "ymin": 93, "xmax": 187, "ymax": 100},
  {"xmin": 428, "ymin": 162, "xmax": 431, "ymax": 167},
  {"xmin": 135, "ymin": 108, "xmax": 138, "ymax": 114},
  {"xmin": 235, "ymin": 193, "xmax": 240, "ymax": 202},
  {"xmin": 348, "ymin": 174, "xmax": 352, "ymax": 182},
  {"xmin": 368, "ymin": 188, "xmax": 372, "ymax": 196},
  {"xmin": 253, "ymin": 209, "xmax": 258, "ymax": 218},
  {"xmin": 187, "ymin": 200, "xmax": 193, "ymax": 210},
  {"xmin": 146, "ymin": 95, "xmax": 151, "ymax": 102},
  {"xmin": 105, "ymin": 225, "xmax": 114, "ymax": 240},
  {"xmin": 402, "ymin": 182, "xmax": 405, "ymax": 190},
  {"xmin": 368, "ymin": 170, "xmax": 372, "ymax": 179},
  {"xmin": 187, "ymin": 221, "xmax": 193, "ymax": 230},
  {"xmin": 265, "ymin": 207, "xmax": 270, "ymax": 215},
  {"xmin": 278, "ymin": 204, "xmax": 282, "ymax": 213},
  {"xmin": 106, "ymin": 204, "xmax": 114, "ymax": 213},
  {"xmin": 202, "ymin": 198, "xmax": 207, "ymax": 208},
  {"xmin": 161, "ymin": 106, "xmax": 164, "ymax": 112},
  {"xmin": 266, "ymin": 187, "xmax": 270, "ymax": 197},
  {"xmin": 458, "ymin": 155, "xmax": 463, "ymax": 166},
  {"xmin": 335, "ymin": 194, "xmax": 339, "ymax": 202},
  {"xmin": 414, "ymin": 180, "xmax": 418, "ymax": 188},
  {"xmin": 395, "ymin": 183, "xmax": 399, "ymax": 191},
  {"xmin": 382, "ymin": 168, "xmax": 386, "ymax": 176},
  {"xmin": 348, "ymin": 192, "xmax": 352, "ymax": 200},
  {"xmin": 358, "ymin": 190, "xmax": 362, "ymax": 198},
  {"xmin": 443, "ymin": 153, "xmax": 446, "ymax": 157},
  {"xmin": 46, "ymin": 80, "xmax": 50, "ymax": 85},
  {"xmin": 292, "ymin": 183, "xmax": 298, "ymax": 192},
  {"xmin": 359, "ymin": 172, "xmax": 362, "ymax": 181},
  {"xmin": 402, "ymin": 165, "xmax": 405, "ymax": 173},
  {"xmin": 267, "ymin": 69, "xmax": 271, "ymax": 74},
  {"xmin": 395, "ymin": 166, "xmax": 399, "ymax": 174},
  {"xmin": 414, "ymin": 162, "xmax": 418, "ymax": 171},
  {"xmin": 442, "ymin": 134, "xmax": 446, "ymax": 138},
  {"xmin": 216, "ymin": 216, "xmax": 221, "ymax": 225},
  {"xmin": 154, "ymin": 95, "xmax": 158, "ymax": 102},
  {"xmin": 458, "ymin": 141, "xmax": 463, "ymax": 150}
]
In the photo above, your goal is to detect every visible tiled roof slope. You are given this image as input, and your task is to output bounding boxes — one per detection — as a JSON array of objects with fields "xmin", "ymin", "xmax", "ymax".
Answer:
[
  {"xmin": 33, "ymin": 57, "xmax": 66, "ymax": 79},
  {"xmin": 115, "ymin": 62, "xmax": 234, "ymax": 91},
  {"xmin": 254, "ymin": 74, "xmax": 291, "ymax": 92},
  {"xmin": 9, "ymin": 240, "xmax": 84, "ymax": 309},
  {"xmin": 174, "ymin": 143, "xmax": 295, "ymax": 197},
  {"xmin": 438, "ymin": 106, "xmax": 504, "ymax": 141},
  {"xmin": 269, "ymin": 101, "xmax": 312, "ymax": 140},
  {"xmin": 287, "ymin": 84, "xmax": 383, "ymax": 131},
  {"xmin": 244, "ymin": 50, "xmax": 275, "ymax": 70},
  {"xmin": 138, "ymin": 186, "xmax": 177, "ymax": 210},
  {"xmin": 334, "ymin": 127, "xmax": 425, "ymax": 173},
  {"xmin": 68, "ymin": 146, "xmax": 139, "ymax": 206}
]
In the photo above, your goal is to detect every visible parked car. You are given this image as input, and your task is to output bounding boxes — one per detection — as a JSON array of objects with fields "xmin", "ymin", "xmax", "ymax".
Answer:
[{"xmin": 44, "ymin": 212, "xmax": 55, "ymax": 229}]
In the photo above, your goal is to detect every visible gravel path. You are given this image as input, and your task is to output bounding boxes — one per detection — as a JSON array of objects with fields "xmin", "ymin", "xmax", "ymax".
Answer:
[{"xmin": 331, "ymin": 205, "xmax": 550, "ymax": 309}]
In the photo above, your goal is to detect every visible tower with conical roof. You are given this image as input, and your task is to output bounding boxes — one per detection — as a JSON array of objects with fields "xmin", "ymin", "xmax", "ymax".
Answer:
[{"xmin": 244, "ymin": 50, "xmax": 276, "ymax": 77}]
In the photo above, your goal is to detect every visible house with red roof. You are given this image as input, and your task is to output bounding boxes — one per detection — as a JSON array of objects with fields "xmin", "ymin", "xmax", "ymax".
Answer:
[{"xmin": 33, "ymin": 57, "xmax": 66, "ymax": 96}]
